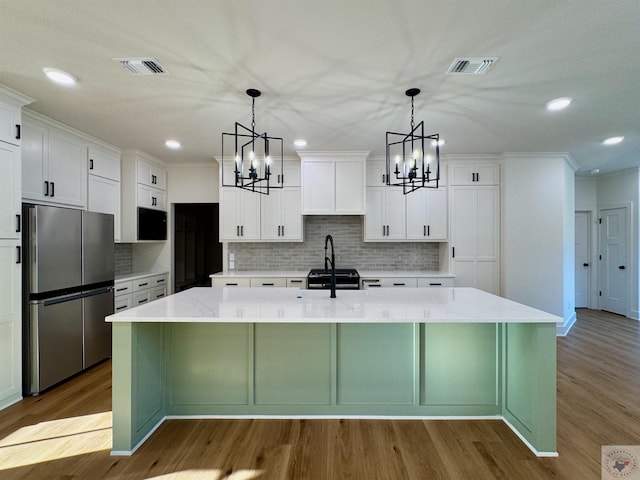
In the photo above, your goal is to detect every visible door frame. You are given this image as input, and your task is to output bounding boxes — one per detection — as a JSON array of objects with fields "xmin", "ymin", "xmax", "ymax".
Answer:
[
  {"xmin": 598, "ymin": 203, "xmax": 632, "ymax": 317},
  {"xmin": 574, "ymin": 211, "xmax": 591, "ymax": 309}
]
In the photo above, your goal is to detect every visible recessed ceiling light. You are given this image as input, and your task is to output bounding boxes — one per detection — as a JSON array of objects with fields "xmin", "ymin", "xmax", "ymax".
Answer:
[
  {"xmin": 590, "ymin": 169, "xmax": 600, "ymax": 175},
  {"xmin": 431, "ymin": 138, "xmax": 445, "ymax": 147},
  {"xmin": 165, "ymin": 139, "xmax": 181, "ymax": 149},
  {"xmin": 43, "ymin": 68, "xmax": 77, "ymax": 87},
  {"xmin": 294, "ymin": 139, "xmax": 307, "ymax": 147},
  {"xmin": 603, "ymin": 136, "xmax": 624, "ymax": 145},
  {"xmin": 546, "ymin": 97, "xmax": 572, "ymax": 111}
]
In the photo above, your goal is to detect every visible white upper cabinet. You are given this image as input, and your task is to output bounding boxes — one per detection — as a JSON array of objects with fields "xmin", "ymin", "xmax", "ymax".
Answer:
[
  {"xmin": 449, "ymin": 159, "xmax": 500, "ymax": 186},
  {"xmin": 22, "ymin": 113, "xmax": 87, "ymax": 208},
  {"xmin": 88, "ymin": 145, "xmax": 120, "ymax": 181},
  {"xmin": 0, "ymin": 142, "xmax": 21, "ymax": 239},
  {"xmin": 300, "ymin": 151, "xmax": 368, "ymax": 215},
  {"xmin": 260, "ymin": 187, "xmax": 302, "ymax": 241},
  {"xmin": 120, "ymin": 150, "xmax": 168, "ymax": 242},
  {"xmin": 405, "ymin": 187, "xmax": 448, "ymax": 241},
  {"xmin": 364, "ymin": 187, "xmax": 406, "ymax": 241},
  {"xmin": 0, "ymin": 86, "xmax": 31, "ymax": 147},
  {"xmin": 219, "ymin": 187, "xmax": 261, "ymax": 241}
]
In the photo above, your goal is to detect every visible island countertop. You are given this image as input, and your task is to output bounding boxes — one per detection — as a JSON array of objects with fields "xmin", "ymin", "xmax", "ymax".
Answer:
[{"xmin": 106, "ymin": 287, "xmax": 560, "ymax": 324}]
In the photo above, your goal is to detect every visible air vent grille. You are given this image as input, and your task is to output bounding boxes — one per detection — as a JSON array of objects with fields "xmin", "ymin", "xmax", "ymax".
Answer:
[
  {"xmin": 113, "ymin": 58, "xmax": 170, "ymax": 76},
  {"xmin": 447, "ymin": 57, "xmax": 499, "ymax": 75}
]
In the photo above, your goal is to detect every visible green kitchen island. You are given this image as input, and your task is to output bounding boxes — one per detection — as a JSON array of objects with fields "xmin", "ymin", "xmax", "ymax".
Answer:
[{"xmin": 107, "ymin": 287, "xmax": 559, "ymax": 456}]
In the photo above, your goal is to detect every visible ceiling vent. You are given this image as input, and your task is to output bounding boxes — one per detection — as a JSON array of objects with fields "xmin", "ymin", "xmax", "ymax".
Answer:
[
  {"xmin": 113, "ymin": 58, "xmax": 170, "ymax": 76},
  {"xmin": 447, "ymin": 57, "xmax": 499, "ymax": 75}
]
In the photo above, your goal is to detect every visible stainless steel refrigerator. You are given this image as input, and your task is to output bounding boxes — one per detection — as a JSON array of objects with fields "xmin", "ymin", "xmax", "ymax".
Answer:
[{"xmin": 22, "ymin": 204, "xmax": 115, "ymax": 395}]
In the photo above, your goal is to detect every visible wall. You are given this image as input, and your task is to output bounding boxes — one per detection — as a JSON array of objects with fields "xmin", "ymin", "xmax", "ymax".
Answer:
[
  {"xmin": 228, "ymin": 216, "xmax": 441, "ymax": 271},
  {"xmin": 596, "ymin": 169, "xmax": 640, "ymax": 319},
  {"xmin": 502, "ymin": 154, "xmax": 577, "ymax": 334}
]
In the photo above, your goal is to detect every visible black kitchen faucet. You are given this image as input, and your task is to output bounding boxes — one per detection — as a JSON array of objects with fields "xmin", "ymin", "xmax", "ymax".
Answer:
[{"xmin": 324, "ymin": 234, "xmax": 337, "ymax": 298}]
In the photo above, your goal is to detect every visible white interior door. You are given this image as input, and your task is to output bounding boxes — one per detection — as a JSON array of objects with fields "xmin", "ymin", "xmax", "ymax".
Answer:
[
  {"xmin": 575, "ymin": 212, "xmax": 590, "ymax": 308},
  {"xmin": 599, "ymin": 207, "xmax": 627, "ymax": 316}
]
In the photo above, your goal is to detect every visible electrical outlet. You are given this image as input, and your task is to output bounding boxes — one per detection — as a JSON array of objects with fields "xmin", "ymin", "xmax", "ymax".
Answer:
[
  {"xmin": 229, "ymin": 253, "xmax": 235, "ymax": 262},
  {"xmin": 229, "ymin": 260, "xmax": 235, "ymax": 270}
]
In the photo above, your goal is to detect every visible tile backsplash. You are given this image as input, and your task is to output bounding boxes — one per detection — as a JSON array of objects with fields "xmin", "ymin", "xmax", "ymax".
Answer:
[
  {"xmin": 228, "ymin": 216, "xmax": 441, "ymax": 271},
  {"xmin": 115, "ymin": 243, "xmax": 133, "ymax": 275}
]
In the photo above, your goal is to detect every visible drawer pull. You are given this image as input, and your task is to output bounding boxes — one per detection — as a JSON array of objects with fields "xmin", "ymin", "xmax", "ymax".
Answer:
[
  {"xmin": 116, "ymin": 305, "xmax": 127, "ymax": 311},
  {"xmin": 138, "ymin": 298, "xmax": 148, "ymax": 304},
  {"xmin": 393, "ymin": 283, "xmax": 406, "ymax": 286},
  {"xmin": 290, "ymin": 280, "xmax": 302, "ymax": 284},
  {"xmin": 116, "ymin": 287, "xmax": 128, "ymax": 292},
  {"xmin": 138, "ymin": 282, "xmax": 148, "ymax": 287},
  {"xmin": 262, "ymin": 283, "xmax": 275, "ymax": 286},
  {"xmin": 429, "ymin": 282, "xmax": 442, "ymax": 286},
  {"xmin": 156, "ymin": 278, "xmax": 165, "ymax": 283},
  {"xmin": 226, "ymin": 283, "xmax": 238, "ymax": 286},
  {"xmin": 156, "ymin": 293, "xmax": 165, "ymax": 298}
]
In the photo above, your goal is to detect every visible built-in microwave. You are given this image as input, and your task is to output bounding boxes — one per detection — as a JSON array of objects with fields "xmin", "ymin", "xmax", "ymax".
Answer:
[{"xmin": 137, "ymin": 207, "xmax": 167, "ymax": 241}]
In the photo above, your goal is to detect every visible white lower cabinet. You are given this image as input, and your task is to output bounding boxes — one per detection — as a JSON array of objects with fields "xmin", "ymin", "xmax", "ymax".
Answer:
[
  {"xmin": 115, "ymin": 273, "xmax": 168, "ymax": 312},
  {"xmin": 211, "ymin": 278, "xmax": 251, "ymax": 288}
]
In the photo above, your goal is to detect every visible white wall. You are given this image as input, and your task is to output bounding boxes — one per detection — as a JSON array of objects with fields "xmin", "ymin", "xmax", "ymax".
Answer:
[
  {"xmin": 596, "ymin": 169, "xmax": 640, "ymax": 319},
  {"xmin": 159, "ymin": 162, "xmax": 220, "ymax": 292},
  {"xmin": 502, "ymin": 154, "xmax": 577, "ymax": 334}
]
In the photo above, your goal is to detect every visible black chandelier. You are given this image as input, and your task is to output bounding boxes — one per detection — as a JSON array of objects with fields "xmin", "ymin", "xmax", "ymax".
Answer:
[
  {"xmin": 221, "ymin": 89, "xmax": 283, "ymax": 194},
  {"xmin": 386, "ymin": 88, "xmax": 440, "ymax": 194}
]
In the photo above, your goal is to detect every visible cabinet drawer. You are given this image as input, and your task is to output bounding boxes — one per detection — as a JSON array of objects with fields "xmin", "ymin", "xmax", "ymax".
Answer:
[
  {"xmin": 132, "ymin": 290, "xmax": 151, "ymax": 306},
  {"xmin": 286, "ymin": 277, "xmax": 306, "ymax": 288},
  {"xmin": 250, "ymin": 277, "xmax": 287, "ymax": 287},
  {"xmin": 114, "ymin": 281, "xmax": 133, "ymax": 297},
  {"xmin": 114, "ymin": 294, "xmax": 132, "ymax": 312},
  {"xmin": 132, "ymin": 277, "xmax": 153, "ymax": 292},
  {"xmin": 361, "ymin": 277, "xmax": 418, "ymax": 288},
  {"xmin": 212, "ymin": 278, "xmax": 251, "ymax": 288},
  {"xmin": 151, "ymin": 274, "xmax": 168, "ymax": 288},
  {"xmin": 151, "ymin": 285, "xmax": 167, "ymax": 300},
  {"xmin": 417, "ymin": 277, "xmax": 454, "ymax": 287}
]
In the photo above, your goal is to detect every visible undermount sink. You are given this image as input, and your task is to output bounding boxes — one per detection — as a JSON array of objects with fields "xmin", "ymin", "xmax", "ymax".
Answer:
[{"xmin": 296, "ymin": 289, "xmax": 367, "ymax": 299}]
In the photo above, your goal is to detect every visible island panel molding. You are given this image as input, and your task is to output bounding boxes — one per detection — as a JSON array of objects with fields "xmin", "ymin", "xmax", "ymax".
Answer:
[{"xmin": 108, "ymin": 287, "xmax": 558, "ymax": 457}]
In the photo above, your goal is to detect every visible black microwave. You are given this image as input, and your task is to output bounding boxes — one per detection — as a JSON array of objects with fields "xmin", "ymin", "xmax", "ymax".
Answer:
[{"xmin": 138, "ymin": 207, "xmax": 167, "ymax": 240}]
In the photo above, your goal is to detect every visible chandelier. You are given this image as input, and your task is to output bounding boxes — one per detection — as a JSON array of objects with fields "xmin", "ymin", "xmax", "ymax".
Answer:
[
  {"xmin": 221, "ymin": 89, "xmax": 283, "ymax": 194},
  {"xmin": 385, "ymin": 88, "xmax": 440, "ymax": 194}
]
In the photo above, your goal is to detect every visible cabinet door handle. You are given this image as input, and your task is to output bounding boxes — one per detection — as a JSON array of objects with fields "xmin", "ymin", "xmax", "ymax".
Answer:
[
  {"xmin": 50, "ymin": 182, "xmax": 55, "ymax": 197},
  {"xmin": 44, "ymin": 181, "xmax": 49, "ymax": 196},
  {"xmin": 382, "ymin": 174, "xmax": 385, "ymax": 184},
  {"xmin": 281, "ymin": 174, "xmax": 284, "ymax": 184},
  {"xmin": 619, "ymin": 265, "xmax": 626, "ymax": 270},
  {"xmin": 281, "ymin": 225, "xmax": 285, "ymax": 236},
  {"xmin": 89, "ymin": 159, "xmax": 94, "ymax": 170},
  {"xmin": 237, "ymin": 225, "xmax": 240, "ymax": 236},
  {"xmin": 151, "ymin": 174, "xmax": 157, "ymax": 184},
  {"xmin": 16, "ymin": 214, "xmax": 20, "ymax": 233},
  {"xmin": 16, "ymin": 246, "xmax": 21, "ymax": 264},
  {"xmin": 423, "ymin": 225, "xmax": 426, "ymax": 236},
  {"xmin": 278, "ymin": 225, "xmax": 281, "ymax": 236},
  {"xmin": 427, "ymin": 225, "xmax": 430, "ymax": 236},
  {"xmin": 382, "ymin": 225, "xmax": 385, "ymax": 236},
  {"xmin": 476, "ymin": 172, "xmax": 480, "ymax": 182},
  {"xmin": 241, "ymin": 225, "xmax": 244, "ymax": 236},
  {"xmin": 15, "ymin": 124, "xmax": 21, "ymax": 140},
  {"xmin": 452, "ymin": 246, "xmax": 455, "ymax": 258}
]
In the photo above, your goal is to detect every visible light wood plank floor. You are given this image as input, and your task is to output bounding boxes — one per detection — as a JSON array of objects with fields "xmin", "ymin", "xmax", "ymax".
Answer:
[{"xmin": 1, "ymin": 309, "xmax": 639, "ymax": 479}]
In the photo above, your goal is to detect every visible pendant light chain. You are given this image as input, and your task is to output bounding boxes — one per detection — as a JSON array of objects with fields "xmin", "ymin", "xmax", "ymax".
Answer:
[{"xmin": 410, "ymin": 95, "xmax": 415, "ymax": 131}]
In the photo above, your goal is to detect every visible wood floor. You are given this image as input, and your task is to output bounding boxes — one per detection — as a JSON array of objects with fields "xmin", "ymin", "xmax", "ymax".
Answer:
[{"xmin": 1, "ymin": 309, "xmax": 639, "ymax": 479}]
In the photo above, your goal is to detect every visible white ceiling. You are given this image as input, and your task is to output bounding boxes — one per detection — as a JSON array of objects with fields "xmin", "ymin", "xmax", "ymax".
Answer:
[{"xmin": 1, "ymin": 0, "xmax": 638, "ymax": 174}]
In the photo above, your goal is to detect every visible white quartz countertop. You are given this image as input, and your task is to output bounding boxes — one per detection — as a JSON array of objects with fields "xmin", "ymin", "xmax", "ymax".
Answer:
[
  {"xmin": 107, "ymin": 287, "xmax": 560, "ymax": 324},
  {"xmin": 210, "ymin": 270, "xmax": 454, "ymax": 278}
]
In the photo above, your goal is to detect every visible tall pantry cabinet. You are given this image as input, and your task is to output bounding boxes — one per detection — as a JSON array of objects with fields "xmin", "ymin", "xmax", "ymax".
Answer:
[
  {"xmin": 0, "ymin": 86, "xmax": 32, "ymax": 409},
  {"xmin": 449, "ymin": 158, "xmax": 501, "ymax": 295}
]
